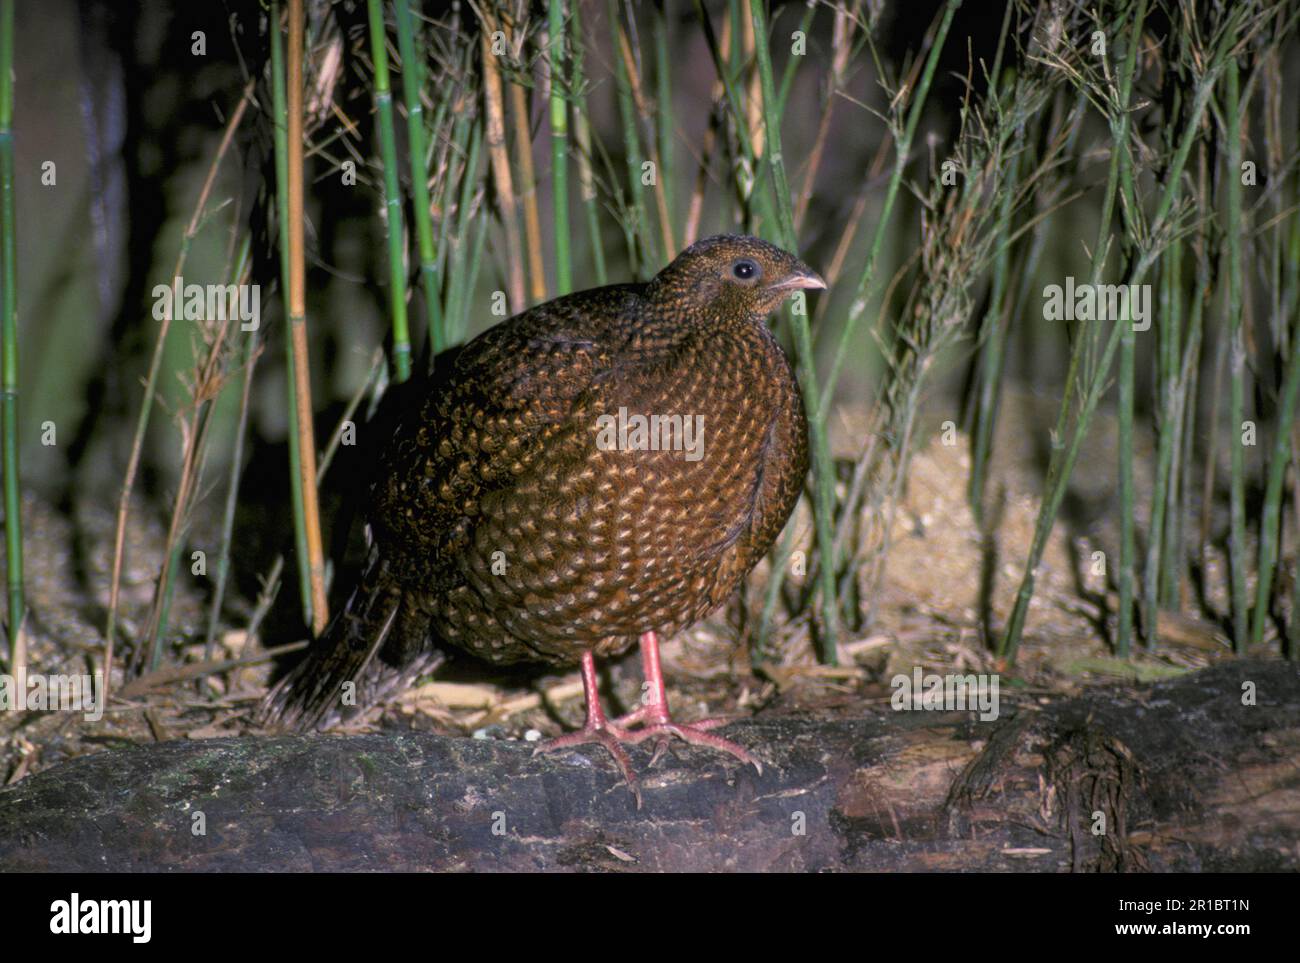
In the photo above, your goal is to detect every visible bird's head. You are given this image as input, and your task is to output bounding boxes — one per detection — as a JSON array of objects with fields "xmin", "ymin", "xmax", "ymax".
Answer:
[{"xmin": 647, "ymin": 234, "xmax": 826, "ymax": 324}]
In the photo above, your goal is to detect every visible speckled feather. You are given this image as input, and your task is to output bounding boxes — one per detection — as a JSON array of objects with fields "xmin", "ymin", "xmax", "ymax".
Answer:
[{"xmin": 260, "ymin": 235, "xmax": 812, "ymax": 730}]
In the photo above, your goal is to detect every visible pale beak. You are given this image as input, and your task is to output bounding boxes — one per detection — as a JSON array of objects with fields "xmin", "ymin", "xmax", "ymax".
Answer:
[{"xmin": 771, "ymin": 265, "xmax": 826, "ymax": 292}]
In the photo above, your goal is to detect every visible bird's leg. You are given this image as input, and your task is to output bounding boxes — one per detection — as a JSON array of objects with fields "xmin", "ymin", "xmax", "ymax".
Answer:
[
  {"xmin": 533, "ymin": 650, "xmax": 642, "ymax": 805},
  {"xmin": 613, "ymin": 631, "xmax": 761, "ymax": 774}
]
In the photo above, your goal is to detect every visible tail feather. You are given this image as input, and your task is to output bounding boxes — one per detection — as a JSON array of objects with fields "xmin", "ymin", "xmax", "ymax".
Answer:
[{"xmin": 256, "ymin": 557, "xmax": 441, "ymax": 731}]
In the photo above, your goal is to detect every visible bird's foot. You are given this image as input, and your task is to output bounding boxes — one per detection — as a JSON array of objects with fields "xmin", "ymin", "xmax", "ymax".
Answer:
[
  {"xmin": 533, "ymin": 721, "xmax": 643, "ymax": 807},
  {"xmin": 617, "ymin": 713, "xmax": 762, "ymax": 775}
]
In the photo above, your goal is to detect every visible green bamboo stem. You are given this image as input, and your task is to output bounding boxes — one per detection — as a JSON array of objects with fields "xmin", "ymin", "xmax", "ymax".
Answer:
[
  {"xmin": 653, "ymin": 4, "xmax": 675, "ymax": 248},
  {"xmin": 1251, "ymin": 318, "xmax": 1300, "ymax": 648},
  {"xmin": 0, "ymin": 0, "xmax": 22, "ymax": 653},
  {"xmin": 1002, "ymin": 0, "xmax": 1144, "ymax": 662},
  {"xmin": 608, "ymin": 0, "xmax": 653, "ymax": 273},
  {"xmin": 1224, "ymin": 58, "xmax": 1249, "ymax": 653},
  {"xmin": 549, "ymin": 0, "xmax": 572, "ymax": 295},
  {"xmin": 1115, "ymin": 22, "xmax": 1141, "ymax": 655},
  {"xmin": 1001, "ymin": 3, "xmax": 1236, "ymax": 664},
  {"xmin": 749, "ymin": 0, "xmax": 838, "ymax": 661},
  {"xmin": 367, "ymin": 0, "xmax": 412, "ymax": 382},
  {"xmin": 1166, "ymin": 148, "xmax": 1212, "ymax": 611},
  {"xmin": 394, "ymin": 0, "xmax": 446, "ymax": 355},
  {"xmin": 775, "ymin": 2, "xmax": 817, "ymax": 120},
  {"xmin": 443, "ymin": 118, "xmax": 483, "ymax": 345},
  {"xmin": 1143, "ymin": 236, "xmax": 1181, "ymax": 645},
  {"xmin": 203, "ymin": 236, "xmax": 254, "ymax": 660},
  {"xmin": 693, "ymin": 0, "xmax": 778, "ymax": 234},
  {"xmin": 270, "ymin": 0, "xmax": 314, "ymax": 630},
  {"xmin": 968, "ymin": 128, "xmax": 1021, "ymax": 520},
  {"xmin": 284, "ymin": 0, "xmax": 330, "ymax": 635},
  {"xmin": 1250, "ymin": 178, "xmax": 1300, "ymax": 648},
  {"xmin": 568, "ymin": 1, "xmax": 607, "ymax": 285}
]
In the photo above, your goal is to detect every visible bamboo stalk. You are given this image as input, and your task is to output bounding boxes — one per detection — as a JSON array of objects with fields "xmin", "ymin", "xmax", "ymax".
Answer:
[
  {"xmin": 608, "ymin": 0, "xmax": 653, "ymax": 272},
  {"xmin": 204, "ymin": 238, "xmax": 257, "ymax": 660},
  {"xmin": 286, "ymin": 0, "xmax": 329, "ymax": 636},
  {"xmin": 0, "ymin": 0, "xmax": 21, "ymax": 661},
  {"xmin": 508, "ymin": 78, "xmax": 546, "ymax": 304},
  {"xmin": 683, "ymin": 14, "xmax": 731, "ymax": 246},
  {"xmin": 1115, "ymin": 14, "xmax": 1142, "ymax": 655},
  {"xmin": 1002, "ymin": 1, "xmax": 1244, "ymax": 664},
  {"xmin": 480, "ymin": 8, "xmax": 526, "ymax": 312},
  {"xmin": 568, "ymin": 0, "xmax": 607, "ymax": 284},
  {"xmin": 366, "ymin": 0, "xmax": 412, "ymax": 382},
  {"xmin": 1142, "ymin": 236, "xmax": 1181, "ymax": 647},
  {"xmin": 269, "ymin": 0, "xmax": 314, "ymax": 631},
  {"xmin": 1224, "ymin": 57, "xmax": 1249, "ymax": 653},
  {"xmin": 1250, "ymin": 148, "xmax": 1300, "ymax": 648},
  {"xmin": 443, "ymin": 118, "xmax": 484, "ymax": 344},
  {"xmin": 549, "ymin": 0, "xmax": 572, "ymax": 296},
  {"xmin": 653, "ymin": 4, "xmax": 675, "ymax": 252},
  {"xmin": 612, "ymin": 14, "xmax": 674, "ymax": 260},
  {"xmin": 749, "ymin": 0, "xmax": 837, "ymax": 661},
  {"xmin": 394, "ymin": 0, "xmax": 446, "ymax": 355}
]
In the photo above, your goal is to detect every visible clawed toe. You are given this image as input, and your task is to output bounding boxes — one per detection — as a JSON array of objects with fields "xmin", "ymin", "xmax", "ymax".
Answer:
[{"xmin": 535, "ymin": 724, "xmax": 643, "ymax": 808}]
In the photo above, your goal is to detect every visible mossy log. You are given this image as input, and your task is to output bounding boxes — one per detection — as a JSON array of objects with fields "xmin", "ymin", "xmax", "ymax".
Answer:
[{"xmin": 0, "ymin": 660, "xmax": 1295, "ymax": 871}]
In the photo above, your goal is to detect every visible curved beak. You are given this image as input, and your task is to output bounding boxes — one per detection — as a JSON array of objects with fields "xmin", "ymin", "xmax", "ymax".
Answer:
[{"xmin": 771, "ymin": 263, "xmax": 827, "ymax": 292}]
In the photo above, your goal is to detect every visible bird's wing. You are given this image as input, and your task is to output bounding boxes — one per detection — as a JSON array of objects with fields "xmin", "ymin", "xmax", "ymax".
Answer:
[{"xmin": 368, "ymin": 287, "xmax": 639, "ymax": 570}]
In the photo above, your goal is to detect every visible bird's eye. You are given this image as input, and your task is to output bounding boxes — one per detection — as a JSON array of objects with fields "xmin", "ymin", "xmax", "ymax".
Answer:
[{"xmin": 731, "ymin": 258, "xmax": 760, "ymax": 281}]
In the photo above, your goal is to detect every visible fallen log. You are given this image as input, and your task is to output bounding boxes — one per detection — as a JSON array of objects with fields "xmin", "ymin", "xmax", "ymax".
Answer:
[{"xmin": 0, "ymin": 660, "xmax": 1295, "ymax": 871}]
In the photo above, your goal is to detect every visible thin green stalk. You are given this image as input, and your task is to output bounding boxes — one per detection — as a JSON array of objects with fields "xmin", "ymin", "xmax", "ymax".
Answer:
[
  {"xmin": 691, "ymin": 0, "xmax": 778, "ymax": 233},
  {"xmin": 550, "ymin": 0, "xmax": 572, "ymax": 295},
  {"xmin": 0, "ymin": 0, "xmax": 21, "ymax": 651},
  {"xmin": 395, "ymin": 0, "xmax": 446, "ymax": 354},
  {"xmin": 818, "ymin": 0, "xmax": 961, "ymax": 416},
  {"xmin": 1001, "ymin": 4, "xmax": 1237, "ymax": 663},
  {"xmin": 750, "ymin": 0, "xmax": 837, "ymax": 661},
  {"xmin": 1143, "ymin": 236, "xmax": 1181, "ymax": 645},
  {"xmin": 569, "ymin": 1, "xmax": 607, "ymax": 285},
  {"xmin": 1115, "ymin": 15, "xmax": 1142, "ymax": 655},
  {"xmin": 1224, "ymin": 58, "xmax": 1249, "ymax": 652},
  {"xmin": 1003, "ymin": 0, "xmax": 1144, "ymax": 662},
  {"xmin": 203, "ymin": 235, "xmax": 254, "ymax": 660},
  {"xmin": 270, "ymin": 0, "xmax": 313, "ymax": 628},
  {"xmin": 1166, "ymin": 147, "xmax": 1212, "ymax": 610},
  {"xmin": 1250, "ymin": 188, "xmax": 1300, "ymax": 647},
  {"xmin": 367, "ymin": 0, "xmax": 412, "ymax": 382},
  {"xmin": 968, "ymin": 127, "xmax": 1021, "ymax": 519},
  {"xmin": 608, "ymin": 0, "xmax": 653, "ymax": 273},
  {"xmin": 775, "ymin": 1, "xmax": 817, "ymax": 119},
  {"xmin": 444, "ymin": 119, "xmax": 484, "ymax": 344},
  {"xmin": 1117, "ymin": 283, "xmax": 1137, "ymax": 655},
  {"xmin": 653, "ymin": 4, "xmax": 675, "ymax": 256}
]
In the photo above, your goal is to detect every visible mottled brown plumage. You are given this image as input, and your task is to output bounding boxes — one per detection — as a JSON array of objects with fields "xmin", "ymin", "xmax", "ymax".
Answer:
[{"xmin": 259, "ymin": 234, "xmax": 821, "ymax": 793}]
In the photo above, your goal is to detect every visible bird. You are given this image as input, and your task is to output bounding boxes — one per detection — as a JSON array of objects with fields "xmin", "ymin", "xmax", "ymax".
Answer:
[{"xmin": 257, "ymin": 234, "xmax": 822, "ymax": 800}]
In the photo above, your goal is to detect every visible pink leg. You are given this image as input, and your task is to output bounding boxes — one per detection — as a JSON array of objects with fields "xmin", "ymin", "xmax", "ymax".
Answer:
[
  {"xmin": 533, "ymin": 651, "xmax": 642, "ymax": 805},
  {"xmin": 612, "ymin": 631, "xmax": 760, "ymax": 774}
]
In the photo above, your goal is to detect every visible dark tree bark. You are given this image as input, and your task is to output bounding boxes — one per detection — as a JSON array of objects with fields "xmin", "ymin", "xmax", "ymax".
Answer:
[{"xmin": 0, "ymin": 660, "xmax": 1295, "ymax": 871}]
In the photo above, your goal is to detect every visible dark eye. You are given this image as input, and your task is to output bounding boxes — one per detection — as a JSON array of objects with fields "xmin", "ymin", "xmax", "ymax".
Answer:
[{"xmin": 732, "ymin": 258, "xmax": 760, "ymax": 281}]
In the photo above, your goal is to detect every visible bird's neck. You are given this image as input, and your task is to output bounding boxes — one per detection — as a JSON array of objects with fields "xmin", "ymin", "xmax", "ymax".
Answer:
[
  {"xmin": 621, "ymin": 304, "xmax": 774, "ymax": 372},
  {"xmin": 629, "ymin": 291, "xmax": 765, "ymax": 353}
]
